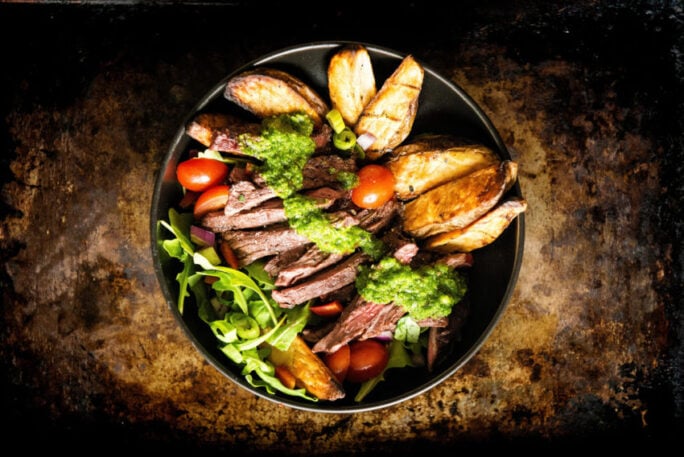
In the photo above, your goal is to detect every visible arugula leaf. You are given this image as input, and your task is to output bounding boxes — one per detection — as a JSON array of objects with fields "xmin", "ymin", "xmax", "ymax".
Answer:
[{"xmin": 159, "ymin": 208, "xmax": 318, "ymax": 402}]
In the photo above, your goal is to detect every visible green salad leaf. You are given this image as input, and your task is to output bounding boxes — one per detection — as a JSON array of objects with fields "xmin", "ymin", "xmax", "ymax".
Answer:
[{"xmin": 158, "ymin": 208, "xmax": 317, "ymax": 401}]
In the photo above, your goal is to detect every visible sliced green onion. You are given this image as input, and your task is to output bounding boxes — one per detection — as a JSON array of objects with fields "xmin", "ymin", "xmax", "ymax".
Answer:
[
  {"xmin": 325, "ymin": 109, "xmax": 346, "ymax": 134},
  {"xmin": 333, "ymin": 128, "xmax": 356, "ymax": 151}
]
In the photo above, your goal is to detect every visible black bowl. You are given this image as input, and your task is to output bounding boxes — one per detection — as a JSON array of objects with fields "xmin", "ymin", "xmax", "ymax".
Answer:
[{"xmin": 150, "ymin": 41, "xmax": 525, "ymax": 413}]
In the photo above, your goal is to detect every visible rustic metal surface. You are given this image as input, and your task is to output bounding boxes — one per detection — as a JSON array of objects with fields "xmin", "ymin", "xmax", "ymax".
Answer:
[{"xmin": 1, "ymin": 1, "xmax": 682, "ymax": 453}]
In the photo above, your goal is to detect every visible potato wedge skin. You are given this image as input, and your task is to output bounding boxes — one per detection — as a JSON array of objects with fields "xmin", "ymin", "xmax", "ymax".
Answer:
[
  {"xmin": 355, "ymin": 55, "xmax": 424, "ymax": 159},
  {"xmin": 387, "ymin": 135, "xmax": 501, "ymax": 200},
  {"xmin": 224, "ymin": 68, "xmax": 329, "ymax": 127},
  {"xmin": 402, "ymin": 160, "xmax": 518, "ymax": 238},
  {"xmin": 328, "ymin": 44, "xmax": 376, "ymax": 126},
  {"xmin": 425, "ymin": 197, "xmax": 527, "ymax": 252},
  {"xmin": 268, "ymin": 335, "xmax": 345, "ymax": 401}
]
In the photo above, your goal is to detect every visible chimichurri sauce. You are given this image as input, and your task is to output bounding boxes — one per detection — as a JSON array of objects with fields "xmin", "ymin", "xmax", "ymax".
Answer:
[
  {"xmin": 239, "ymin": 113, "xmax": 316, "ymax": 198},
  {"xmin": 356, "ymin": 257, "xmax": 467, "ymax": 321}
]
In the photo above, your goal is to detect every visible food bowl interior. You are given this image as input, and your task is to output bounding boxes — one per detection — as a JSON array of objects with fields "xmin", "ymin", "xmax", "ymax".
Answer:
[{"xmin": 150, "ymin": 41, "xmax": 525, "ymax": 413}]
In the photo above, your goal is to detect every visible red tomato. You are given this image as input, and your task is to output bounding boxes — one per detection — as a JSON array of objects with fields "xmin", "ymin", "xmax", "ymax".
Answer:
[
  {"xmin": 310, "ymin": 300, "xmax": 344, "ymax": 317},
  {"xmin": 346, "ymin": 339, "xmax": 389, "ymax": 383},
  {"xmin": 176, "ymin": 158, "xmax": 229, "ymax": 192},
  {"xmin": 324, "ymin": 344, "xmax": 351, "ymax": 383},
  {"xmin": 350, "ymin": 164, "xmax": 396, "ymax": 209},
  {"xmin": 193, "ymin": 185, "xmax": 230, "ymax": 219}
]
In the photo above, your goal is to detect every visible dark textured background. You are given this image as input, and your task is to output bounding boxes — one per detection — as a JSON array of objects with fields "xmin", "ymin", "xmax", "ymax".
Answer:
[{"xmin": 1, "ymin": 0, "xmax": 682, "ymax": 453}]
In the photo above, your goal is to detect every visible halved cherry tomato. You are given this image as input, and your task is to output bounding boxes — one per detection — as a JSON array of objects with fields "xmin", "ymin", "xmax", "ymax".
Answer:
[
  {"xmin": 324, "ymin": 344, "xmax": 351, "ymax": 383},
  {"xmin": 310, "ymin": 300, "xmax": 344, "ymax": 317},
  {"xmin": 176, "ymin": 157, "xmax": 229, "ymax": 192},
  {"xmin": 346, "ymin": 339, "xmax": 389, "ymax": 383},
  {"xmin": 274, "ymin": 365, "xmax": 297, "ymax": 389},
  {"xmin": 350, "ymin": 164, "xmax": 396, "ymax": 209},
  {"xmin": 193, "ymin": 185, "xmax": 230, "ymax": 219}
]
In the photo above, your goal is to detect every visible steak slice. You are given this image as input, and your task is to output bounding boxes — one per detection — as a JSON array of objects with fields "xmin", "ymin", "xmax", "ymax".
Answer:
[
  {"xmin": 311, "ymin": 297, "xmax": 385, "ymax": 353},
  {"xmin": 263, "ymin": 245, "xmax": 309, "ymax": 278},
  {"xmin": 203, "ymin": 199, "xmax": 286, "ymax": 231},
  {"xmin": 224, "ymin": 180, "xmax": 277, "ymax": 216},
  {"xmin": 274, "ymin": 249, "xmax": 345, "ymax": 287},
  {"xmin": 271, "ymin": 252, "xmax": 369, "ymax": 308},
  {"xmin": 221, "ymin": 224, "xmax": 311, "ymax": 267},
  {"xmin": 202, "ymin": 187, "xmax": 345, "ymax": 231},
  {"xmin": 359, "ymin": 304, "xmax": 407, "ymax": 340}
]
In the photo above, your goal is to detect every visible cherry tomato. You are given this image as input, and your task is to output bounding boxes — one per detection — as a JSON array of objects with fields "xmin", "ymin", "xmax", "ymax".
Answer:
[
  {"xmin": 324, "ymin": 344, "xmax": 351, "ymax": 383},
  {"xmin": 193, "ymin": 185, "xmax": 230, "ymax": 219},
  {"xmin": 176, "ymin": 158, "xmax": 229, "ymax": 192},
  {"xmin": 350, "ymin": 164, "xmax": 396, "ymax": 209},
  {"xmin": 310, "ymin": 300, "xmax": 344, "ymax": 317},
  {"xmin": 346, "ymin": 339, "xmax": 389, "ymax": 383}
]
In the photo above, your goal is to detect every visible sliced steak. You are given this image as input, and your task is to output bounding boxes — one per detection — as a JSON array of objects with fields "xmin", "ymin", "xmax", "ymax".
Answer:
[
  {"xmin": 359, "ymin": 304, "xmax": 407, "ymax": 340},
  {"xmin": 263, "ymin": 245, "xmax": 309, "ymax": 278},
  {"xmin": 203, "ymin": 186, "xmax": 345, "ymax": 231},
  {"xmin": 437, "ymin": 252, "xmax": 474, "ymax": 269},
  {"xmin": 275, "ymin": 249, "xmax": 346, "ymax": 287},
  {"xmin": 221, "ymin": 224, "xmax": 311, "ymax": 267},
  {"xmin": 224, "ymin": 181, "xmax": 277, "ymax": 216},
  {"xmin": 203, "ymin": 199, "xmax": 286, "ymax": 231},
  {"xmin": 312, "ymin": 297, "xmax": 385, "ymax": 353},
  {"xmin": 271, "ymin": 252, "xmax": 369, "ymax": 308},
  {"xmin": 301, "ymin": 154, "xmax": 357, "ymax": 189}
]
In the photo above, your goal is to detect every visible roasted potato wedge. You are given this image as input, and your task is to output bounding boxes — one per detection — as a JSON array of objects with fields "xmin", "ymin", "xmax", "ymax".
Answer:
[
  {"xmin": 425, "ymin": 197, "xmax": 527, "ymax": 252},
  {"xmin": 328, "ymin": 44, "xmax": 377, "ymax": 126},
  {"xmin": 387, "ymin": 135, "xmax": 501, "ymax": 200},
  {"xmin": 267, "ymin": 335, "xmax": 345, "ymax": 401},
  {"xmin": 224, "ymin": 68, "xmax": 329, "ymax": 127},
  {"xmin": 402, "ymin": 160, "xmax": 518, "ymax": 238},
  {"xmin": 354, "ymin": 55, "xmax": 424, "ymax": 159}
]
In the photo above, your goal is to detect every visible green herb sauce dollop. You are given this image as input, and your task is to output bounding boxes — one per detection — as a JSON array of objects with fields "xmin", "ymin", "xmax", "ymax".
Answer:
[
  {"xmin": 356, "ymin": 257, "xmax": 467, "ymax": 321},
  {"xmin": 239, "ymin": 113, "xmax": 316, "ymax": 198}
]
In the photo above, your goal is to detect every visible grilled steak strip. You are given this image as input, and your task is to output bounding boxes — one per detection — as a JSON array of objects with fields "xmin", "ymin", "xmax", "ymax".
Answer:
[
  {"xmin": 263, "ymin": 245, "xmax": 309, "ymax": 278},
  {"xmin": 359, "ymin": 304, "xmax": 407, "ymax": 340},
  {"xmin": 275, "ymin": 250, "xmax": 345, "ymax": 287},
  {"xmin": 202, "ymin": 187, "xmax": 345, "ymax": 231},
  {"xmin": 221, "ymin": 224, "xmax": 311, "ymax": 267},
  {"xmin": 271, "ymin": 252, "xmax": 369, "ymax": 308},
  {"xmin": 221, "ymin": 210, "xmax": 361, "ymax": 266},
  {"xmin": 311, "ymin": 297, "xmax": 385, "ymax": 353},
  {"xmin": 224, "ymin": 181, "xmax": 277, "ymax": 216},
  {"xmin": 203, "ymin": 199, "xmax": 286, "ymax": 231}
]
